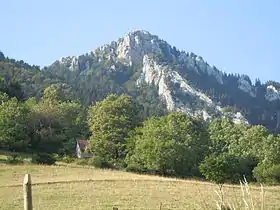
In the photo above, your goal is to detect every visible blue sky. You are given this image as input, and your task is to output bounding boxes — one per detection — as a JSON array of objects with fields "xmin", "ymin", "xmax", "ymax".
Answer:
[{"xmin": 1, "ymin": 0, "xmax": 279, "ymax": 83}]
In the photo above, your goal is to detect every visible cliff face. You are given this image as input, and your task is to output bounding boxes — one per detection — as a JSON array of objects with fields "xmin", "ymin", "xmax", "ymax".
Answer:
[{"xmin": 47, "ymin": 30, "xmax": 280, "ymax": 129}]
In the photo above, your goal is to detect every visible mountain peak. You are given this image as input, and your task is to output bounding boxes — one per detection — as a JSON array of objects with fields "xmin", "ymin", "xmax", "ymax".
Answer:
[
  {"xmin": 128, "ymin": 29, "xmax": 151, "ymax": 36},
  {"xmin": 114, "ymin": 30, "xmax": 161, "ymax": 65},
  {"xmin": 32, "ymin": 30, "xmax": 280, "ymax": 130}
]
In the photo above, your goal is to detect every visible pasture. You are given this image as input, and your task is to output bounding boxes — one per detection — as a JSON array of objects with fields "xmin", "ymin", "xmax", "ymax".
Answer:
[{"xmin": 0, "ymin": 163, "xmax": 280, "ymax": 209}]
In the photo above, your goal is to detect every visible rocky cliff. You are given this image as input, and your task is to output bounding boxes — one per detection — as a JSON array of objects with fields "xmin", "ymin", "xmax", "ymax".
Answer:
[{"xmin": 47, "ymin": 30, "xmax": 280, "ymax": 130}]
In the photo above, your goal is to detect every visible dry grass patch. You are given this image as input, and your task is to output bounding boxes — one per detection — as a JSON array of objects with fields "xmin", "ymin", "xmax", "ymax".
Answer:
[
  {"xmin": 0, "ymin": 164, "xmax": 279, "ymax": 209},
  {"xmin": 0, "ymin": 164, "xmax": 174, "ymax": 186}
]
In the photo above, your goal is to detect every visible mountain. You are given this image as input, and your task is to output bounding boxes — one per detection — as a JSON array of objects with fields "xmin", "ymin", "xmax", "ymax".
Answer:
[
  {"xmin": 1, "ymin": 30, "xmax": 280, "ymax": 131},
  {"xmin": 0, "ymin": 51, "xmax": 73, "ymax": 100}
]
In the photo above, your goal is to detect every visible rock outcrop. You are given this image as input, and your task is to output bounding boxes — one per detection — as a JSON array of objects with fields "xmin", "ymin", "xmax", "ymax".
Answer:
[{"xmin": 52, "ymin": 30, "xmax": 280, "ymax": 126}]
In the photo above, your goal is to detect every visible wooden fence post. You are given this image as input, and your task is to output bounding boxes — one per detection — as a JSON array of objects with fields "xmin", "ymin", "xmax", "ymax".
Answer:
[{"xmin": 23, "ymin": 174, "xmax": 33, "ymax": 210}]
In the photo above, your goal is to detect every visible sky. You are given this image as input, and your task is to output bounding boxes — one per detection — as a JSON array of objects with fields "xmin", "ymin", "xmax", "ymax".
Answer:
[{"xmin": 0, "ymin": 0, "xmax": 279, "ymax": 83}]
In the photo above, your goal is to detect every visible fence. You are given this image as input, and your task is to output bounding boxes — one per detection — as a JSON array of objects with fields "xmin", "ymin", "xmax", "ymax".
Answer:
[{"xmin": 22, "ymin": 174, "xmax": 120, "ymax": 210}]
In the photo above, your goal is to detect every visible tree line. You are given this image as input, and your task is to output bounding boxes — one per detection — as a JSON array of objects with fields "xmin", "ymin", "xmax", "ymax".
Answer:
[
  {"xmin": 1, "ymin": 85, "xmax": 280, "ymax": 185},
  {"xmin": 2, "ymin": 50, "xmax": 280, "ymax": 133}
]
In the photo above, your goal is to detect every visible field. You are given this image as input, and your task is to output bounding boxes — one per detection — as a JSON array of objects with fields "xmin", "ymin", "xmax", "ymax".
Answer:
[{"xmin": 0, "ymin": 163, "xmax": 280, "ymax": 210}]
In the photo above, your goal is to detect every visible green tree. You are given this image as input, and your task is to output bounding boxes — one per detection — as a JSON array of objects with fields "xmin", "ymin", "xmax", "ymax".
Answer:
[
  {"xmin": 253, "ymin": 161, "xmax": 280, "ymax": 184},
  {"xmin": 28, "ymin": 101, "xmax": 65, "ymax": 154},
  {"xmin": 88, "ymin": 94, "xmax": 140, "ymax": 167},
  {"xmin": 252, "ymin": 134, "xmax": 280, "ymax": 184},
  {"xmin": 28, "ymin": 85, "xmax": 87, "ymax": 155},
  {"xmin": 229, "ymin": 125, "xmax": 269, "ymax": 160},
  {"xmin": 125, "ymin": 112, "xmax": 209, "ymax": 176},
  {"xmin": 57, "ymin": 101, "xmax": 89, "ymax": 154},
  {"xmin": 0, "ymin": 92, "xmax": 9, "ymax": 102},
  {"xmin": 199, "ymin": 154, "xmax": 241, "ymax": 184},
  {"xmin": 0, "ymin": 51, "xmax": 5, "ymax": 61},
  {"xmin": 0, "ymin": 97, "xmax": 30, "ymax": 152},
  {"xmin": 263, "ymin": 134, "xmax": 280, "ymax": 164},
  {"xmin": 42, "ymin": 85, "xmax": 64, "ymax": 105},
  {"xmin": 0, "ymin": 76, "xmax": 23, "ymax": 100},
  {"xmin": 208, "ymin": 118, "xmax": 247, "ymax": 155}
]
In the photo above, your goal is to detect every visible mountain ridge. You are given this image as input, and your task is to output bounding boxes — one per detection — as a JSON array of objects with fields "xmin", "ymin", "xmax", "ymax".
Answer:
[
  {"xmin": 54, "ymin": 30, "xmax": 279, "ymax": 101},
  {"xmin": 1, "ymin": 30, "xmax": 280, "ymax": 131},
  {"xmin": 47, "ymin": 30, "xmax": 280, "ymax": 128}
]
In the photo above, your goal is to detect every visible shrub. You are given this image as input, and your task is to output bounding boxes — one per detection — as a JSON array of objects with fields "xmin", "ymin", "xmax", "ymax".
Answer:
[
  {"xmin": 88, "ymin": 156, "xmax": 111, "ymax": 168},
  {"xmin": 32, "ymin": 153, "xmax": 56, "ymax": 165},
  {"xmin": 199, "ymin": 154, "xmax": 240, "ymax": 184},
  {"xmin": 237, "ymin": 156, "xmax": 258, "ymax": 182},
  {"xmin": 75, "ymin": 158, "xmax": 89, "ymax": 165},
  {"xmin": 62, "ymin": 156, "xmax": 75, "ymax": 164},
  {"xmin": 6, "ymin": 154, "xmax": 24, "ymax": 164},
  {"xmin": 125, "ymin": 112, "xmax": 210, "ymax": 177},
  {"xmin": 253, "ymin": 162, "xmax": 280, "ymax": 184},
  {"xmin": 125, "ymin": 162, "xmax": 145, "ymax": 173}
]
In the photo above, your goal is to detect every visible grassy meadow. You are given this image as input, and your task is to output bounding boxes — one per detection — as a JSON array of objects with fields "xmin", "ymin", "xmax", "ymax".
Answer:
[{"xmin": 0, "ymin": 163, "xmax": 280, "ymax": 210}]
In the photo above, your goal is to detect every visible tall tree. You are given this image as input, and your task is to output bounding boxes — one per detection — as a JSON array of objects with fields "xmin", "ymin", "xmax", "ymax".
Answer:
[
  {"xmin": 229, "ymin": 125, "xmax": 269, "ymax": 160},
  {"xmin": 208, "ymin": 118, "xmax": 247, "ymax": 155},
  {"xmin": 88, "ymin": 94, "xmax": 140, "ymax": 167},
  {"xmin": 0, "ymin": 96, "xmax": 30, "ymax": 151},
  {"xmin": 125, "ymin": 112, "xmax": 210, "ymax": 176},
  {"xmin": 199, "ymin": 154, "xmax": 241, "ymax": 184},
  {"xmin": 28, "ymin": 85, "xmax": 87, "ymax": 155}
]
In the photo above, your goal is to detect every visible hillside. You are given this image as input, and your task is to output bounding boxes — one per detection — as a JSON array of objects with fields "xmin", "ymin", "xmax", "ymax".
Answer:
[
  {"xmin": 2, "ymin": 33, "xmax": 280, "ymax": 200},
  {"xmin": 1, "ymin": 164, "xmax": 279, "ymax": 209},
  {"xmin": 2, "ymin": 30, "xmax": 280, "ymax": 131},
  {"xmin": 46, "ymin": 30, "xmax": 280, "ymax": 131},
  {"xmin": 0, "ymin": 52, "xmax": 72, "ymax": 100}
]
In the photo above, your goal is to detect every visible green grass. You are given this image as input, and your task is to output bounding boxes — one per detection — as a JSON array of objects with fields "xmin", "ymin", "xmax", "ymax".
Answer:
[{"xmin": 0, "ymin": 163, "xmax": 280, "ymax": 209}]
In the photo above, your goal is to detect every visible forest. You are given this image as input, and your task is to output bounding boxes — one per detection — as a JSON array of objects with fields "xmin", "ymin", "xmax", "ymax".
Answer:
[
  {"xmin": 1, "ymin": 79, "xmax": 280, "ymax": 185},
  {"xmin": 1, "ymin": 51, "xmax": 280, "ymax": 186}
]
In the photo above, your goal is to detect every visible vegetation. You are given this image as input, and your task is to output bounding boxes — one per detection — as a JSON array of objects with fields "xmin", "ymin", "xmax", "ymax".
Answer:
[
  {"xmin": 125, "ymin": 112, "xmax": 209, "ymax": 177},
  {"xmin": 0, "ymin": 86, "xmax": 280, "ymax": 184},
  {"xmin": 1, "ymin": 51, "xmax": 280, "ymax": 187},
  {"xmin": 88, "ymin": 94, "xmax": 140, "ymax": 168},
  {"xmin": 1, "ymin": 48, "xmax": 280, "ymax": 132},
  {"xmin": 1, "ymin": 84, "xmax": 280, "ymax": 185},
  {"xmin": 1, "ymin": 46, "xmax": 280, "ymax": 209},
  {"xmin": 1, "ymin": 164, "xmax": 280, "ymax": 210},
  {"xmin": 0, "ymin": 84, "xmax": 88, "ymax": 159}
]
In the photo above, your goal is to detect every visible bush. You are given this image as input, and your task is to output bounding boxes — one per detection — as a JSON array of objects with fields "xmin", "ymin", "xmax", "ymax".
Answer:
[
  {"xmin": 238, "ymin": 156, "xmax": 258, "ymax": 182},
  {"xmin": 62, "ymin": 156, "xmax": 75, "ymax": 164},
  {"xmin": 88, "ymin": 156, "xmax": 111, "ymax": 168},
  {"xmin": 253, "ymin": 162, "xmax": 280, "ymax": 185},
  {"xmin": 125, "ymin": 112, "xmax": 210, "ymax": 177},
  {"xmin": 6, "ymin": 154, "xmax": 24, "ymax": 164},
  {"xmin": 75, "ymin": 158, "xmax": 89, "ymax": 165},
  {"xmin": 199, "ymin": 154, "xmax": 240, "ymax": 184},
  {"xmin": 32, "ymin": 153, "xmax": 56, "ymax": 165},
  {"xmin": 125, "ymin": 162, "xmax": 145, "ymax": 173}
]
